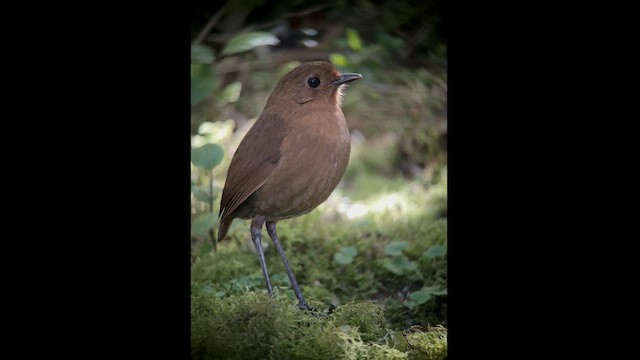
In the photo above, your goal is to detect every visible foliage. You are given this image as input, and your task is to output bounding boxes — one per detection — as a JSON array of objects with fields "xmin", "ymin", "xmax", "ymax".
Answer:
[
  {"xmin": 191, "ymin": 214, "xmax": 217, "ymax": 237},
  {"xmin": 191, "ymin": 142, "xmax": 224, "ymax": 241},
  {"xmin": 221, "ymin": 31, "xmax": 280, "ymax": 56},
  {"xmin": 334, "ymin": 246, "xmax": 358, "ymax": 265},
  {"xmin": 191, "ymin": 143, "xmax": 224, "ymax": 170}
]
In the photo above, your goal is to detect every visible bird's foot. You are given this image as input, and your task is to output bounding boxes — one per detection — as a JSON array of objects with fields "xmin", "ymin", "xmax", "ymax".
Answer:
[
  {"xmin": 298, "ymin": 301, "xmax": 315, "ymax": 312},
  {"xmin": 325, "ymin": 304, "xmax": 336, "ymax": 315},
  {"xmin": 298, "ymin": 302, "xmax": 337, "ymax": 316}
]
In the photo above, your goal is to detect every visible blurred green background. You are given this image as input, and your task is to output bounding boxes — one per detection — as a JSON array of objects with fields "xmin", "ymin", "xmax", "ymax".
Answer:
[{"xmin": 190, "ymin": 1, "xmax": 447, "ymax": 356}]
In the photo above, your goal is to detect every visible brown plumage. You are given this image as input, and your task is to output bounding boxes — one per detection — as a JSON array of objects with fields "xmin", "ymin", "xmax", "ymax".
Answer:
[{"xmin": 217, "ymin": 61, "xmax": 362, "ymax": 310}]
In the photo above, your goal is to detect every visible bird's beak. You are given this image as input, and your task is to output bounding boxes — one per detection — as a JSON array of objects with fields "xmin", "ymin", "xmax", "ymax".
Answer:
[{"xmin": 331, "ymin": 73, "xmax": 362, "ymax": 86}]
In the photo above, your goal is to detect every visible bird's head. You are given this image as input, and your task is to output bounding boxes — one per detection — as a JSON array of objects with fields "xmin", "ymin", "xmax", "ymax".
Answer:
[{"xmin": 267, "ymin": 61, "xmax": 362, "ymax": 108}]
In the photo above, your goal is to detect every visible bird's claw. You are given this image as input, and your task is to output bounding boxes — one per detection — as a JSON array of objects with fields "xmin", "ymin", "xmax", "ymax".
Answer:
[{"xmin": 298, "ymin": 302, "xmax": 337, "ymax": 316}]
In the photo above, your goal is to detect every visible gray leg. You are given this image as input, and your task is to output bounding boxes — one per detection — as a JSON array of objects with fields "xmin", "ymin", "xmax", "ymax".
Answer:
[
  {"xmin": 266, "ymin": 221, "xmax": 313, "ymax": 311},
  {"xmin": 251, "ymin": 216, "xmax": 274, "ymax": 296}
]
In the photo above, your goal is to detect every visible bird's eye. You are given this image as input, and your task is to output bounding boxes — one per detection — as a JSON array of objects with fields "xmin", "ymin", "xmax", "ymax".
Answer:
[{"xmin": 307, "ymin": 77, "xmax": 321, "ymax": 88}]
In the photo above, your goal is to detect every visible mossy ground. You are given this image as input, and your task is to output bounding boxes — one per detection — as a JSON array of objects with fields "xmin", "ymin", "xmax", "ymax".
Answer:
[
  {"xmin": 192, "ymin": 292, "xmax": 447, "ymax": 360},
  {"xmin": 192, "ymin": 141, "xmax": 447, "ymax": 358}
]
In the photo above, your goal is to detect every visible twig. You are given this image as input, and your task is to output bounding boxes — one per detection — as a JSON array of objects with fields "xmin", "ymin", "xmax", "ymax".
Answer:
[
  {"xmin": 214, "ymin": 49, "xmax": 333, "ymax": 75},
  {"xmin": 192, "ymin": 3, "xmax": 228, "ymax": 47},
  {"xmin": 209, "ymin": 168, "xmax": 214, "ymax": 213},
  {"xmin": 249, "ymin": 3, "xmax": 336, "ymax": 31}
]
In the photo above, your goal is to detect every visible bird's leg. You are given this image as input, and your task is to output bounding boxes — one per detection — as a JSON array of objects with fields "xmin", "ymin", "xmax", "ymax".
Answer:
[
  {"xmin": 251, "ymin": 216, "xmax": 274, "ymax": 297},
  {"xmin": 266, "ymin": 221, "xmax": 313, "ymax": 311}
]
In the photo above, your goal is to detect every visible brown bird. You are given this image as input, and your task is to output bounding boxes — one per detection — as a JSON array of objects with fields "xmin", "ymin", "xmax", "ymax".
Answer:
[{"xmin": 217, "ymin": 61, "xmax": 362, "ymax": 310}]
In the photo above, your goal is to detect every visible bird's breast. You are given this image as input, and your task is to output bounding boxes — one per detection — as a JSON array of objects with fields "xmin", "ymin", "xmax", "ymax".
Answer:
[{"xmin": 247, "ymin": 107, "xmax": 351, "ymax": 220}]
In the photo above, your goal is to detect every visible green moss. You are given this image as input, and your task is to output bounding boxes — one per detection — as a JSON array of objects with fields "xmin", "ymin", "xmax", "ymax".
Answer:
[
  {"xmin": 191, "ymin": 292, "xmax": 294, "ymax": 360},
  {"xmin": 192, "ymin": 244, "xmax": 258, "ymax": 286},
  {"xmin": 271, "ymin": 320, "xmax": 347, "ymax": 360},
  {"xmin": 405, "ymin": 326, "xmax": 448, "ymax": 360},
  {"xmin": 192, "ymin": 291, "xmax": 447, "ymax": 360},
  {"xmin": 332, "ymin": 301, "xmax": 387, "ymax": 342}
]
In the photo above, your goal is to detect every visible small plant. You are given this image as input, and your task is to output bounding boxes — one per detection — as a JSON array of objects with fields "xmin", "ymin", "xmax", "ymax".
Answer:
[
  {"xmin": 334, "ymin": 246, "xmax": 358, "ymax": 265},
  {"xmin": 423, "ymin": 244, "xmax": 446, "ymax": 259},
  {"xmin": 404, "ymin": 285, "xmax": 447, "ymax": 310},
  {"xmin": 383, "ymin": 241, "xmax": 418, "ymax": 276},
  {"xmin": 404, "ymin": 244, "xmax": 447, "ymax": 309},
  {"xmin": 191, "ymin": 142, "xmax": 224, "ymax": 247},
  {"xmin": 380, "ymin": 241, "xmax": 447, "ymax": 310},
  {"xmin": 191, "ymin": 31, "xmax": 279, "ymax": 107}
]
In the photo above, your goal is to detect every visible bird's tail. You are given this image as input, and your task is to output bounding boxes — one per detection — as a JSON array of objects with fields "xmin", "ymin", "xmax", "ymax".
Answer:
[{"xmin": 217, "ymin": 217, "xmax": 233, "ymax": 242}]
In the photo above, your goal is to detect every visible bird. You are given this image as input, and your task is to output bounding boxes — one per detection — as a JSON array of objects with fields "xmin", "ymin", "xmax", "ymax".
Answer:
[{"xmin": 217, "ymin": 61, "xmax": 362, "ymax": 311}]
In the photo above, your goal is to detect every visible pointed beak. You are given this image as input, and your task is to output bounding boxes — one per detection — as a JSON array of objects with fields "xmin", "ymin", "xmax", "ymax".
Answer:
[{"xmin": 331, "ymin": 73, "xmax": 362, "ymax": 86}]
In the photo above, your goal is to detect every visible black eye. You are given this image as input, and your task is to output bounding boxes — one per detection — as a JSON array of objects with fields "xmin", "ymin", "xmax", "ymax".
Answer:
[{"xmin": 307, "ymin": 77, "xmax": 321, "ymax": 88}]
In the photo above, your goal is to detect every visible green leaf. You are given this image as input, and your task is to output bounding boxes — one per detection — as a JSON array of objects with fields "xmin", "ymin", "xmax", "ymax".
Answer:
[
  {"xmin": 191, "ymin": 64, "xmax": 219, "ymax": 106},
  {"xmin": 191, "ymin": 44, "xmax": 215, "ymax": 64},
  {"xmin": 423, "ymin": 245, "xmax": 447, "ymax": 259},
  {"xmin": 270, "ymin": 272, "xmax": 291, "ymax": 286},
  {"xmin": 191, "ymin": 213, "xmax": 217, "ymax": 236},
  {"xmin": 403, "ymin": 299, "xmax": 418, "ymax": 309},
  {"xmin": 383, "ymin": 259, "xmax": 403, "ymax": 275},
  {"xmin": 192, "ymin": 185, "xmax": 211, "ymax": 203},
  {"xmin": 334, "ymin": 252, "xmax": 354, "ymax": 265},
  {"xmin": 408, "ymin": 289, "xmax": 433, "ymax": 305},
  {"xmin": 329, "ymin": 53, "xmax": 349, "ymax": 67},
  {"xmin": 200, "ymin": 284, "xmax": 215, "ymax": 295},
  {"xmin": 383, "ymin": 255, "xmax": 417, "ymax": 275},
  {"xmin": 384, "ymin": 241, "xmax": 409, "ymax": 256},
  {"xmin": 404, "ymin": 260, "xmax": 418, "ymax": 272},
  {"xmin": 191, "ymin": 143, "xmax": 224, "ymax": 170},
  {"xmin": 346, "ymin": 28, "xmax": 363, "ymax": 51},
  {"xmin": 221, "ymin": 31, "xmax": 280, "ymax": 56},
  {"xmin": 404, "ymin": 286, "xmax": 447, "ymax": 308},
  {"xmin": 339, "ymin": 246, "xmax": 358, "ymax": 257},
  {"xmin": 220, "ymin": 81, "xmax": 242, "ymax": 104},
  {"xmin": 192, "ymin": 185, "xmax": 219, "ymax": 204},
  {"xmin": 431, "ymin": 287, "xmax": 448, "ymax": 296},
  {"xmin": 334, "ymin": 246, "xmax": 358, "ymax": 265},
  {"xmin": 229, "ymin": 275, "xmax": 261, "ymax": 290},
  {"xmin": 418, "ymin": 285, "xmax": 447, "ymax": 296},
  {"xmin": 197, "ymin": 120, "xmax": 236, "ymax": 144}
]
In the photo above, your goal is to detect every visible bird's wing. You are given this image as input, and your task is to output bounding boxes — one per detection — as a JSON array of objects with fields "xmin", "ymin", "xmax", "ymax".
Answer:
[{"xmin": 218, "ymin": 113, "xmax": 285, "ymax": 224}]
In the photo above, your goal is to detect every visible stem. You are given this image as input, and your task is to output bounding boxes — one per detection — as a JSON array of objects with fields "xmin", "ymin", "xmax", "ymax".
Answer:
[
  {"xmin": 192, "ymin": 4, "xmax": 227, "ymax": 47},
  {"xmin": 208, "ymin": 168, "xmax": 216, "ymax": 252},
  {"xmin": 209, "ymin": 227, "xmax": 217, "ymax": 252},
  {"xmin": 209, "ymin": 168, "xmax": 214, "ymax": 213}
]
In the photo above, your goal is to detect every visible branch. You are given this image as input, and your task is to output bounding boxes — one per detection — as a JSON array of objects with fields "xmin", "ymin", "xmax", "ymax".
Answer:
[{"xmin": 192, "ymin": 4, "xmax": 228, "ymax": 47}]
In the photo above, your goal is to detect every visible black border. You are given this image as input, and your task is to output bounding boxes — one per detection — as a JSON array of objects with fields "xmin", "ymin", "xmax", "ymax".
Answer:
[{"xmin": 15, "ymin": 7, "xmax": 193, "ymax": 357}]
